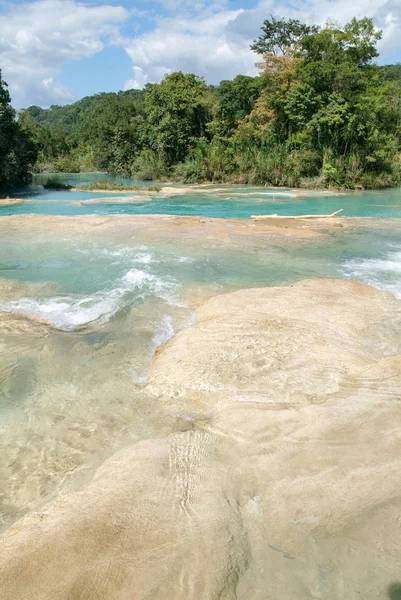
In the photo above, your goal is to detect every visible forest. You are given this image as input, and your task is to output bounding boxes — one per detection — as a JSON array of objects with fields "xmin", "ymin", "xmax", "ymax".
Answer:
[{"xmin": 2, "ymin": 16, "xmax": 401, "ymax": 190}]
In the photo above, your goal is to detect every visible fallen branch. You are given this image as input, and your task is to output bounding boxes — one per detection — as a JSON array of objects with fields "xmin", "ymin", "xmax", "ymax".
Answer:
[{"xmin": 251, "ymin": 209, "xmax": 343, "ymax": 220}]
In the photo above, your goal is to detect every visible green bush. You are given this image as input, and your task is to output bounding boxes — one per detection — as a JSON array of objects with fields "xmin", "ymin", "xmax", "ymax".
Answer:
[
  {"xmin": 43, "ymin": 177, "xmax": 72, "ymax": 190},
  {"xmin": 130, "ymin": 150, "xmax": 169, "ymax": 181},
  {"xmin": 79, "ymin": 178, "xmax": 161, "ymax": 192}
]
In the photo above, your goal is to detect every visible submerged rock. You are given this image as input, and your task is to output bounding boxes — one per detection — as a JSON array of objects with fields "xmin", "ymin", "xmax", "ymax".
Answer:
[
  {"xmin": 1, "ymin": 279, "xmax": 401, "ymax": 599},
  {"xmin": 0, "ymin": 430, "xmax": 248, "ymax": 600},
  {"xmin": 0, "ymin": 198, "xmax": 23, "ymax": 206},
  {"xmin": 78, "ymin": 195, "xmax": 153, "ymax": 204}
]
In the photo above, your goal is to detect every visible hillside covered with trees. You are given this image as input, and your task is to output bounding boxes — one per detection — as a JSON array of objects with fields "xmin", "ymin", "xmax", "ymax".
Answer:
[{"xmin": 7, "ymin": 16, "xmax": 401, "ymax": 189}]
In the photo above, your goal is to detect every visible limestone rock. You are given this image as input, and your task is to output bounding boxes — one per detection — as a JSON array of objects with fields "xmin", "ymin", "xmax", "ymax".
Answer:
[{"xmin": 1, "ymin": 279, "xmax": 400, "ymax": 600}]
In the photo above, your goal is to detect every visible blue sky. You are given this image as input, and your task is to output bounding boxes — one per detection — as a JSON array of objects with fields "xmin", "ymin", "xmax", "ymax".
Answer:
[{"xmin": 0, "ymin": 0, "xmax": 400, "ymax": 108}]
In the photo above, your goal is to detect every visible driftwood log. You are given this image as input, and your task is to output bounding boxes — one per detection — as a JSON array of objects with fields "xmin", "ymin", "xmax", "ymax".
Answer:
[{"xmin": 251, "ymin": 209, "xmax": 343, "ymax": 220}]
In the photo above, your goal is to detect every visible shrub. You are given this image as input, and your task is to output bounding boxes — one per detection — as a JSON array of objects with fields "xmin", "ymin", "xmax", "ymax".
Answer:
[{"xmin": 42, "ymin": 177, "xmax": 72, "ymax": 190}]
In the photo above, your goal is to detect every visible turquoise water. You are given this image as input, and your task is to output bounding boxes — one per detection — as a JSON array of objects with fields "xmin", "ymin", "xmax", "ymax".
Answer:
[
  {"xmin": 3, "ymin": 172, "xmax": 401, "ymax": 218},
  {"xmin": 1, "ymin": 175, "xmax": 401, "ymax": 597},
  {"xmin": 0, "ymin": 218, "xmax": 399, "ymax": 329},
  {"xmin": 0, "ymin": 177, "xmax": 400, "ymax": 532}
]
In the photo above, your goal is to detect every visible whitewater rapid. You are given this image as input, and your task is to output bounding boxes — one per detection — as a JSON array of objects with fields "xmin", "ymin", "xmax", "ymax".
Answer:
[
  {"xmin": 342, "ymin": 244, "xmax": 401, "ymax": 298},
  {"xmin": 0, "ymin": 247, "xmax": 187, "ymax": 331}
]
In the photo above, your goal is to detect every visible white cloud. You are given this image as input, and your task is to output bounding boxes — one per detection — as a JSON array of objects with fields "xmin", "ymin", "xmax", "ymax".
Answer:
[
  {"xmin": 1, "ymin": 0, "xmax": 400, "ymax": 108},
  {"xmin": 121, "ymin": 8, "xmax": 260, "ymax": 90},
  {"xmin": 148, "ymin": 0, "xmax": 229, "ymax": 12},
  {"xmin": 122, "ymin": 0, "xmax": 401, "ymax": 92},
  {"xmin": 257, "ymin": 0, "xmax": 401, "ymax": 60},
  {"xmin": 0, "ymin": 0, "xmax": 128, "ymax": 107}
]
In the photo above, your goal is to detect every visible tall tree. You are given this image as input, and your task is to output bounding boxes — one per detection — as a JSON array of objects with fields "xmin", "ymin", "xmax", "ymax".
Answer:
[
  {"xmin": 19, "ymin": 20, "xmax": 401, "ymax": 190},
  {"xmin": 242, "ymin": 17, "xmax": 400, "ymax": 188},
  {"xmin": 0, "ymin": 71, "xmax": 37, "ymax": 188},
  {"xmin": 144, "ymin": 72, "xmax": 216, "ymax": 164},
  {"xmin": 216, "ymin": 75, "xmax": 262, "ymax": 135},
  {"xmin": 251, "ymin": 16, "xmax": 319, "ymax": 56}
]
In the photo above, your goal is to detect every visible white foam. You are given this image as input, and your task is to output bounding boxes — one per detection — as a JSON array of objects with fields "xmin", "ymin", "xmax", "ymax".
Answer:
[
  {"xmin": 133, "ymin": 252, "xmax": 154, "ymax": 265},
  {"xmin": 123, "ymin": 268, "xmax": 156, "ymax": 286},
  {"xmin": 123, "ymin": 268, "xmax": 184, "ymax": 307},
  {"xmin": 129, "ymin": 315, "xmax": 176, "ymax": 384},
  {"xmin": 344, "ymin": 252, "xmax": 401, "ymax": 275},
  {"xmin": 342, "ymin": 249, "xmax": 401, "ymax": 298},
  {"xmin": 152, "ymin": 315, "xmax": 175, "ymax": 350},
  {"xmin": 78, "ymin": 243, "xmax": 197, "ymax": 269},
  {"xmin": 0, "ymin": 268, "xmax": 184, "ymax": 331},
  {"xmin": 78, "ymin": 245, "xmax": 150, "ymax": 260},
  {"xmin": 174, "ymin": 256, "xmax": 195, "ymax": 264},
  {"xmin": 0, "ymin": 293, "xmax": 122, "ymax": 331}
]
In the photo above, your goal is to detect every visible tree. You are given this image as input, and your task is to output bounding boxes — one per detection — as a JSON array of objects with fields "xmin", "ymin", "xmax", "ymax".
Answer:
[
  {"xmin": 215, "ymin": 75, "xmax": 262, "ymax": 135},
  {"xmin": 144, "ymin": 72, "xmax": 216, "ymax": 164},
  {"xmin": 300, "ymin": 18, "xmax": 382, "ymax": 97},
  {"xmin": 0, "ymin": 70, "xmax": 37, "ymax": 188},
  {"xmin": 382, "ymin": 63, "xmax": 401, "ymax": 82},
  {"xmin": 18, "ymin": 20, "xmax": 401, "ymax": 189},
  {"xmin": 242, "ymin": 17, "xmax": 401, "ymax": 188},
  {"xmin": 251, "ymin": 16, "xmax": 319, "ymax": 56}
]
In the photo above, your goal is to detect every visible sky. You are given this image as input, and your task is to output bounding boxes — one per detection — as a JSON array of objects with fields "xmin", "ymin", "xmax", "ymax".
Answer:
[{"xmin": 0, "ymin": 0, "xmax": 401, "ymax": 108}]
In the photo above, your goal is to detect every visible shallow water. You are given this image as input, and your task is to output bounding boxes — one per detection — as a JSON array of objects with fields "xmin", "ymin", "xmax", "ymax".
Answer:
[
  {"xmin": 0, "ymin": 214, "xmax": 400, "ymax": 526},
  {"xmin": 0, "ymin": 184, "xmax": 400, "ymax": 597},
  {"xmin": 3, "ymin": 172, "xmax": 401, "ymax": 217}
]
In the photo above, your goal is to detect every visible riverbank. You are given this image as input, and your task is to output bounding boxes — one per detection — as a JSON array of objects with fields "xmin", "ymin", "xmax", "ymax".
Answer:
[
  {"xmin": 33, "ymin": 173, "xmax": 401, "ymax": 194},
  {"xmin": 3, "ymin": 176, "xmax": 401, "ymax": 219}
]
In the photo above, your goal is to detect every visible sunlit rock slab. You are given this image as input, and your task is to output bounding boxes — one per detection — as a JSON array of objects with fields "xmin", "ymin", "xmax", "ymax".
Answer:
[{"xmin": 1, "ymin": 279, "xmax": 400, "ymax": 599}]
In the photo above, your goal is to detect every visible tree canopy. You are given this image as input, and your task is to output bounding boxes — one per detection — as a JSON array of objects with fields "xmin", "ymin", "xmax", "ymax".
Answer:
[
  {"xmin": 251, "ymin": 16, "xmax": 319, "ymax": 56},
  {"xmin": 9, "ymin": 15, "xmax": 401, "ymax": 190},
  {"xmin": 239, "ymin": 17, "xmax": 400, "ymax": 188},
  {"xmin": 143, "ymin": 72, "xmax": 215, "ymax": 165}
]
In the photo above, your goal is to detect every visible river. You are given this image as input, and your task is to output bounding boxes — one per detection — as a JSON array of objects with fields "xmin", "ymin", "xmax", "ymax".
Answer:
[{"xmin": 0, "ymin": 175, "xmax": 400, "ymax": 599}]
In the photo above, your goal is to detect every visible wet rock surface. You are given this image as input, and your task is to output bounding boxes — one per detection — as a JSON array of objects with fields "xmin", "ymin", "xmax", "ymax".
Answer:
[{"xmin": 1, "ymin": 279, "xmax": 401, "ymax": 599}]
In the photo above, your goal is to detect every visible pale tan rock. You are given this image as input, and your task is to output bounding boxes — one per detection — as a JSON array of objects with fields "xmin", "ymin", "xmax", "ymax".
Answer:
[
  {"xmin": 1, "ymin": 279, "xmax": 401, "ymax": 600},
  {"xmin": 0, "ymin": 431, "xmax": 247, "ymax": 600},
  {"xmin": 0, "ymin": 198, "xmax": 23, "ymax": 206},
  {"xmin": 147, "ymin": 279, "xmax": 401, "ymax": 405},
  {"xmin": 0, "ymin": 277, "xmax": 58, "ymax": 302}
]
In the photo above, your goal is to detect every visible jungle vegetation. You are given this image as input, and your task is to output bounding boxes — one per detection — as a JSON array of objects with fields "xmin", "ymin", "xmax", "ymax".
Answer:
[
  {"xmin": 0, "ymin": 71, "xmax": 37, "ymax": 189},
  {"xmin": 5, "ymin": 16, "xmax": 401, "ymax": 189}
]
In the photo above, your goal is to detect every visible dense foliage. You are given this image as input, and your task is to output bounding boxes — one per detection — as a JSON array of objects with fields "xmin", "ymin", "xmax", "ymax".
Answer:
[
  {"xmin": 237, "ymin": 17, "xmax": 401, "ymax": 188},
  {"xmin": 15, "ymin": 17, "xmax": 401, "ymax": 189},
  {"xmin": 0, "ymin": 71, "xmax": 37, "ymax": 189},
  {"xmin": 19, "ymin": 90, "xmax": 145, "ymax": 174}
]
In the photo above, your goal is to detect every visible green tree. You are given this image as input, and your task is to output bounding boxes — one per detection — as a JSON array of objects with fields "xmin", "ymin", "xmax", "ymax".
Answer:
[
  {"xmin": 143, "ymin": 72, "xmax": 216, "ymax": 165},
  {"xmin": 241, "ymin": 17, "xmax": 400, "ymax": 188},
  {"xmin": 382, "ymin": 63, "xmax": 401, "ymax": 82},
  {"xmin": 22, "ymin": 89, "xmax": 145, "ymax": 173},
  {"xmin": 251, "ymin": 16, "xmax": 319, "ymax": 56},
  {"xmin": 0, "ymin": 71, "xmax": 37, "ymax": 188},
  {"xmin": 214, "ymin": 75, "xmax": 262, "ymax": 135},
  {"xmin": 19, "ymin": 21, "xmax": 401, "ymax": 189}
]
